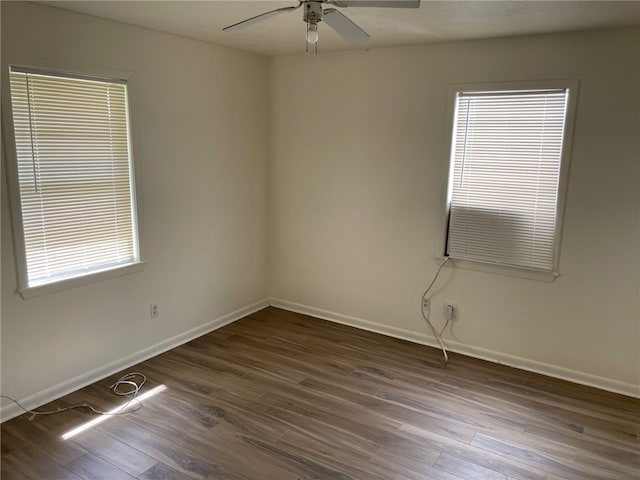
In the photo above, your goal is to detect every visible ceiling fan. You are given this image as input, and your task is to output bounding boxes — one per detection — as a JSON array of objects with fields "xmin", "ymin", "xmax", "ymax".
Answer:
[{"xmin": 223, "ymin": 0, "xmax": 420, "ymax": 55}]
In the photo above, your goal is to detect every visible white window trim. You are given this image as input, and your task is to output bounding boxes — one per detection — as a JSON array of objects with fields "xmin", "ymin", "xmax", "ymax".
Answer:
[
  {"xmin": 439, "ymin": 79, "xmax": 579, "ymax": 281},
  {"xmin": 2, "ymin": 60, "xmax": 145, "ymax": 299},
  {"xmin": 18, "ymin": 262, "xmax": 147, "ymax": 299},
  {"xmin": 437, "ymin": 256, "xmax": 558, "ymax": 283}
]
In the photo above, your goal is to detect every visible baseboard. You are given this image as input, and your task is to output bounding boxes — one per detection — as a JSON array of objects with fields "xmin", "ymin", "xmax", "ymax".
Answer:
[
  {"xmin": 270, "ymin": 298, "xmax": 640, "ymax": 399},
  {"xmin": 0, "ymin": 298, "xmax": 270, "ymax": 423}
]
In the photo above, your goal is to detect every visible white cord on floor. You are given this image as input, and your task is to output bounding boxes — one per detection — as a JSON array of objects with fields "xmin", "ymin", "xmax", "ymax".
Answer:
[
  {"xmin": 421, "ymin": 256, "xmax": 450, "ymax": 364},
  {"xmin": 1, "ymin": 372, "xmax": 147, "ymax": 421}
]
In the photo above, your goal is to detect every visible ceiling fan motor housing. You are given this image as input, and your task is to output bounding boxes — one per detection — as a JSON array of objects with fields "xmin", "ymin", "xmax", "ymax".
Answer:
[{"xmin": 304, "ymin": 1, "xmax": 324, "ymax": 25}]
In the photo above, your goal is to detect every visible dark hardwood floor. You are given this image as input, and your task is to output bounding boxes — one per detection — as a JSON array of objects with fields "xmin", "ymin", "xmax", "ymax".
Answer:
[{"xmin": 2, "ymin": 307, "xmax": 639, "ymax": 479}]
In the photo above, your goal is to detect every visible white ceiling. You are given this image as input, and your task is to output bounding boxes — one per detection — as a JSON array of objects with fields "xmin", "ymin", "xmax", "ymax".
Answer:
[{"xmin": 39, "ymin": 1, "xmax": 640, "ymax": 56}]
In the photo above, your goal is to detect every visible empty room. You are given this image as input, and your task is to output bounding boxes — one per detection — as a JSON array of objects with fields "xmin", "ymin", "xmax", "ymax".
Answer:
[{"xmin": 1, "ymin": 1, "xmax": 639, "ymax": 479}]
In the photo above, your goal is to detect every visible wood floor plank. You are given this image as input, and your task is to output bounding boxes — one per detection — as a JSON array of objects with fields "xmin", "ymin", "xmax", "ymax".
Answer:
[
  {"xmin": 471, "ymin": 433, "xmax": 623, "ymax": 480},
  {"xmin": 1, "ymin": 446, "xmax": 84, "ymax": 480},
  {"xmin": 69, "ymin": 428, "xmax": 157, "ymax": 477},
  {"xmin": 434, "ymin": 452, "xmax": 508, "ymax": 480},
  {"xmin": 144, "ymin": 352, "xmax": 267, "ymax": 400},
  {"xmin": 524, "ymin": 421, "xmax": 640, "ymax": 461},
  {"xmin": 246, "ymin": 434, "xmax": 365, "ymax": 480},
  {"xmin": 2, "ymin": 306, "xmax": 638, "ymax": 480},
  {"xmin": 138, "ymin": 462, "xmax": 189, "ymax": 480},
  {"xmin": 224, "ymin": 320, "xmax": 359, "ymax": 376},
  {"xmin": 143, "ymin": 383, "xmax": 290, "ymax": 443},
  {"xmin": 396, "ymin": 424, "xmax": 551, "ymax": 480},
  {"xmin": 0, "ymin": 455, "xmax": 30, "ymax": 480},
  {"xmin": 272, "ymin": 410, "xmax": 381, "ymax": 460},
  {"xmin": 258, "ymin": 384, "xmax": 403, "ymax": 445},
  {"xmin": 0, "ymin": 428, "xmax": 28, "ymax": 457},
  {"xmin": 298, "ymin": 375, "xmax": 519, "ymax": 441},
  {"xmin": 270, "ymin": 429, "xmax": 416, "ymax": 480},
  {"xmin": 97, "ymin": 417, "xmax": 224, "ymax": 479},
  {"xmin": 65, "ymin": 452, "xmax": 138, "ymax": 480},
  {"xmin": 370, "ymin": 448, "xmax": 464, "ymax": 480},
  {"xmin": 441, "ymin": 373, "xmax": 639, "ymax": 441},
  {"xmin": 432, "ymin": 376, "xmax": 588, "ymax": 435},
  {"xmin": 2, "ymin": 414, "xmax": 87, "ymax": 465}
]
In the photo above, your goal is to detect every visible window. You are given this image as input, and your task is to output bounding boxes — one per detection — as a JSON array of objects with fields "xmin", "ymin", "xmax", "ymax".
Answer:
[
  {"xmin": 445, "ymin": 84, "xmax": 576, "ymax": 275},
  {"xmin": 7, "ymin": 67, "xmax": 140, "ymax": 296}
]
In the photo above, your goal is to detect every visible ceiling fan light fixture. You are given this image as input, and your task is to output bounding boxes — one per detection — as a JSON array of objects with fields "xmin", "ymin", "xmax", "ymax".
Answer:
[
  {"xmin": 304, "ymin": 1, "xmax": 323, "ymax": 45},
  {"xmin": 306, "ymin": 22, "xmax": 319, "ymax": 44}
]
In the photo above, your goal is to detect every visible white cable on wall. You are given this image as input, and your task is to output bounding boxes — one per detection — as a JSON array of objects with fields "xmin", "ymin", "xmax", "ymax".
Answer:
[{"xmin": 421, "ymin": 256, "xmax": 450, "ymax": 364}]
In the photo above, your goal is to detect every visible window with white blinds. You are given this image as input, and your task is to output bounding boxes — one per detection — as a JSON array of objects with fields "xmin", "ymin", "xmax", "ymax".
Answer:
[
  {"xmin": 445, "ymin": 88, "xmax": 570, "ymax": 272},
  {"xmin": 8, "ymin": 67, "xmax": 139, "ymax": 288}
]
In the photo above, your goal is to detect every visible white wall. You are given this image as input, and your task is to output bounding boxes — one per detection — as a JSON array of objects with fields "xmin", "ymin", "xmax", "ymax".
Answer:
[
  {"xmin": 269, "ymin": 28, "xmax": 640, "ymax": 396},
  {"xmin": 1, "ymin": 2, "xmax": 269, "ymax": 416}
]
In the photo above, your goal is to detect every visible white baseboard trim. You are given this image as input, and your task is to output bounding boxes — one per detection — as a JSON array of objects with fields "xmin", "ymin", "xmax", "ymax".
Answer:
[
  {"xmin": 1, "ymin": 298, "xmax": 270, "ymax": 423},
  {"xmin": 270, "ymin": 298, "xmax": 640, "ymax": 399}
]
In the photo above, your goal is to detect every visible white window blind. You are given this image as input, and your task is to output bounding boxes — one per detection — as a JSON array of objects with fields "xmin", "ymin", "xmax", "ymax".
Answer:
[
  {"xmin": 9, "ymin": 67, "xmax": 138, "ymax": 287},
  {"xmin": 446, "ymin": 89, "xmax": 569, "ymax": 272}
]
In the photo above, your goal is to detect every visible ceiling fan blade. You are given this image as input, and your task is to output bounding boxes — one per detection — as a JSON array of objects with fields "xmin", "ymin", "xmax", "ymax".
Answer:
[
  {"xmin": 323, "ymin": 8, "xmax": 370, "ymax": 44},
  {"xmin": 223, "ymin": 4, "xmax": 300, "ymax": 31},
  {"xmin": 329, "ymin": 0, "xmax": 420, "ymax": 8}
]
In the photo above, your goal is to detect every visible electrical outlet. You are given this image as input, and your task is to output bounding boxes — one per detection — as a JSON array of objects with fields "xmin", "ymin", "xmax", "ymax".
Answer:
[
  {"xmin": 150, "ymin": 303, "xmax": 160, "ymax": 319},
  {"xmin": 442, "ymin": 302, "xmax": 458, "ymax": 321},
  {"xmin": 443, "ymin": 304, "xmax": 454, "ymax": 320}
]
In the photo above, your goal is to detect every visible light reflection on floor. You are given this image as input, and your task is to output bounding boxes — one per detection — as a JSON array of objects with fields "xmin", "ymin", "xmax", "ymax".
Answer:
[{"xmin": 61, "ymin": 384, "xmax": 167, "ymax": 440}]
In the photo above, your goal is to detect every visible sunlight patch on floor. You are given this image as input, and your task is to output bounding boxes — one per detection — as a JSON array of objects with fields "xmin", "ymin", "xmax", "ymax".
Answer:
[{"xmin": 61, "ymin": 384, "xmax": 167, "ymax": 440}]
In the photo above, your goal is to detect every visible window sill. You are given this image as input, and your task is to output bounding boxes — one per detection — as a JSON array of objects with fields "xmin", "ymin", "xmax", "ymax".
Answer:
[
  {"xmin": 19, "ymin": 261, "xmax": 146, "ymax": 300},
  {"xmin": 441, "ymin": 257, "xmax": 558, "ymax": 283}
]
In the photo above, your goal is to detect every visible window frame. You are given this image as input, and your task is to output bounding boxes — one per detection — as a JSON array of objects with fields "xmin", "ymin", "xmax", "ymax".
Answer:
[
  {"xmin": 440, "ymin": 80, "xmax": 579, "ymax": 281},
  {"xmin": 2, "ymin": 63, "xmax": 145, "ymax": 299}
]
